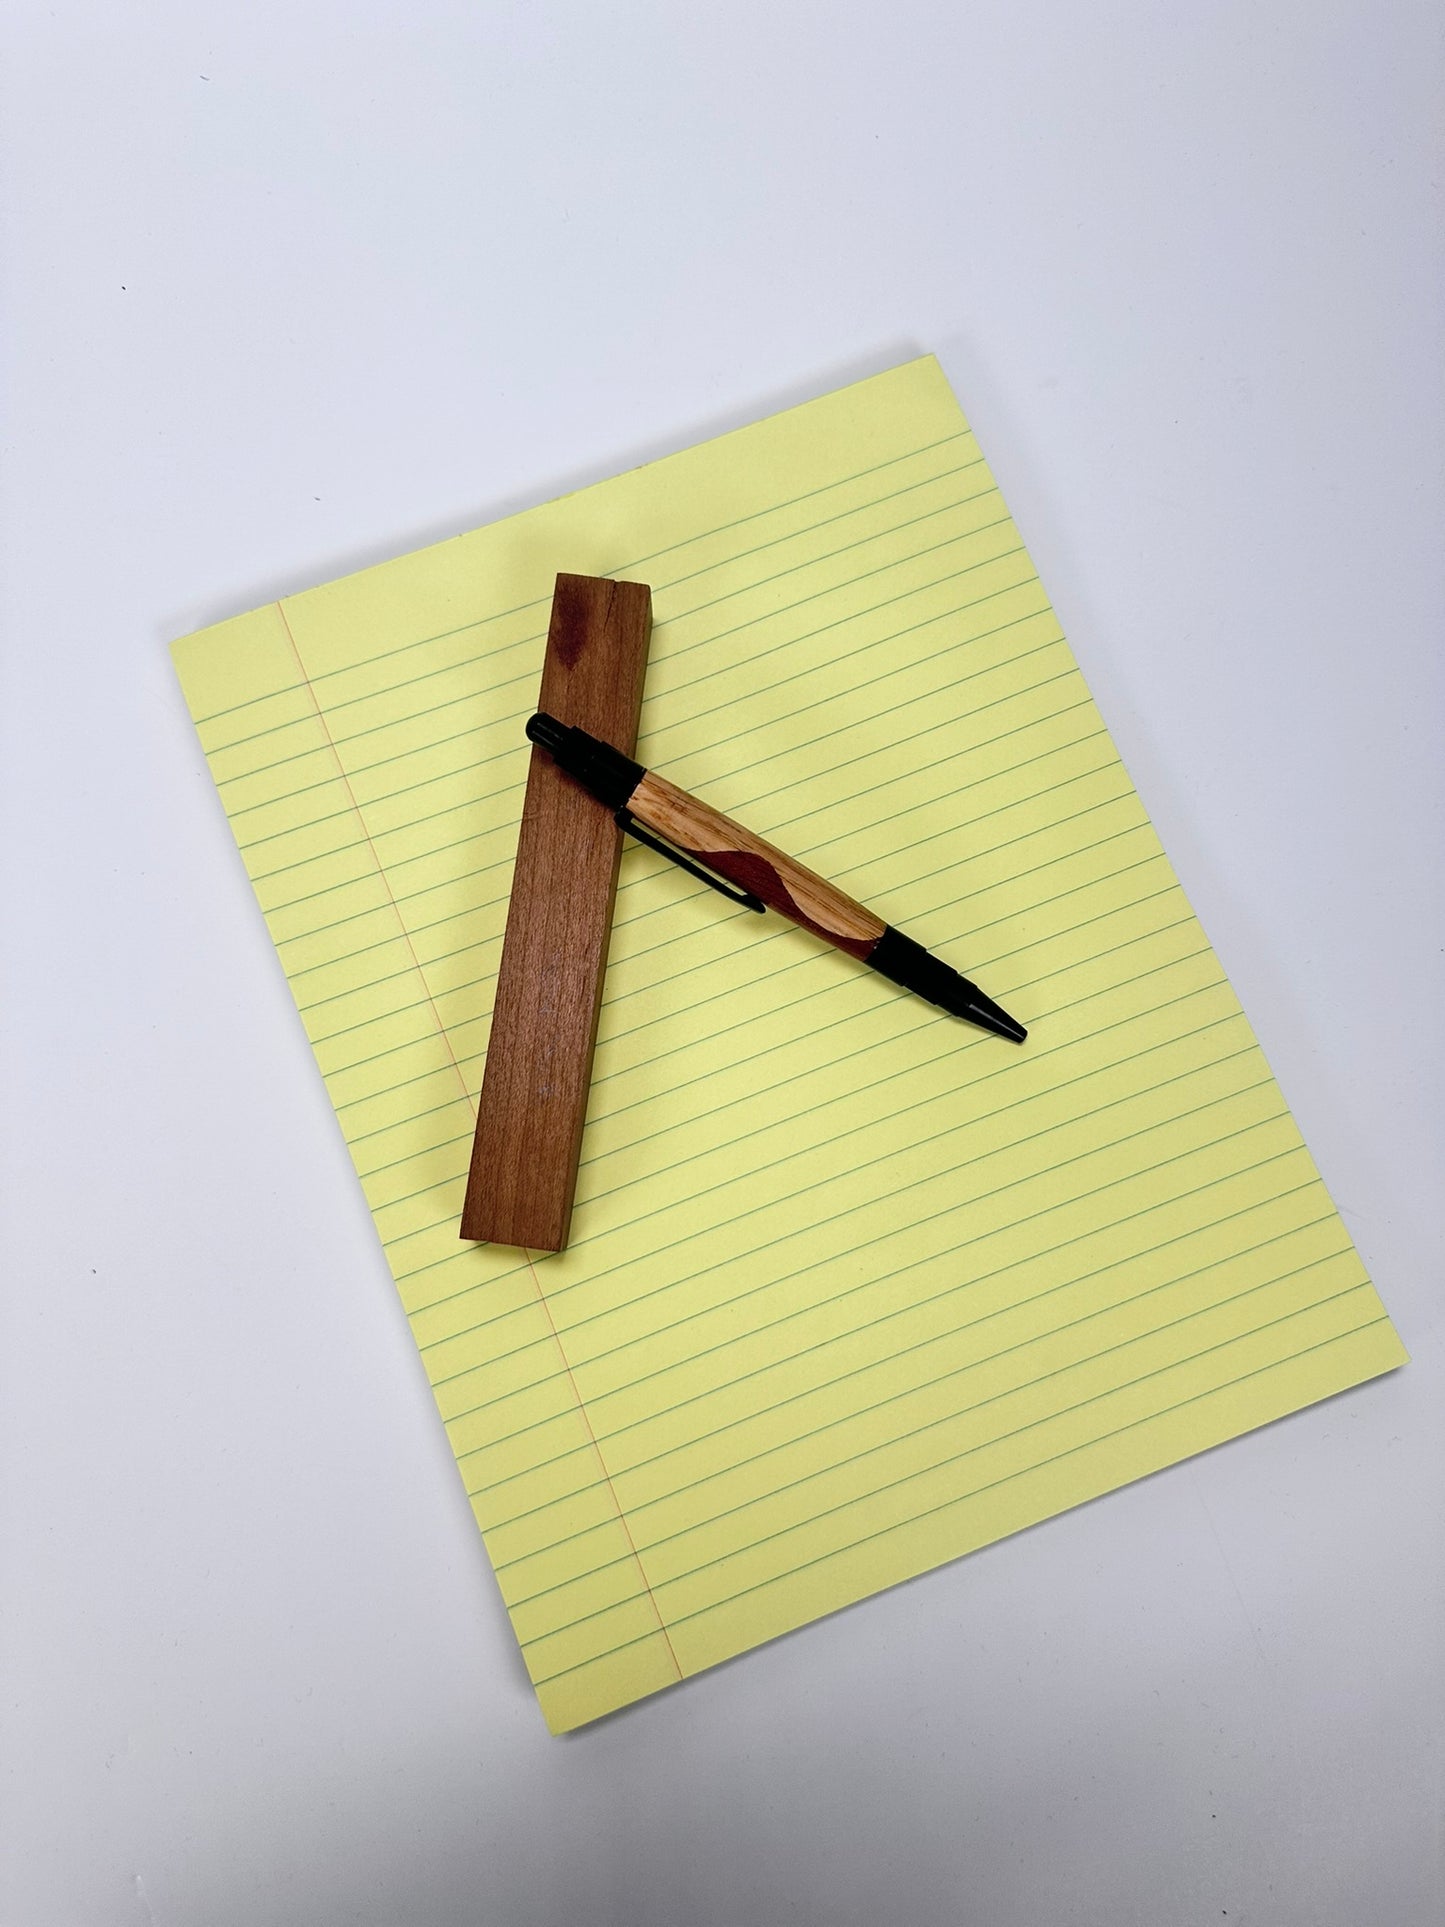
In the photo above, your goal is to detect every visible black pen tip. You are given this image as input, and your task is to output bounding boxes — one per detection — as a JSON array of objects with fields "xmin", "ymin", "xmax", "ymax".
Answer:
[
  {"xmin": 961, "ymin": 987, "xmax": 1027, "ymax": 1043},
  {"xmin": 868, "ymin": 929, "xmax": 1028, "ymax": 1042}
]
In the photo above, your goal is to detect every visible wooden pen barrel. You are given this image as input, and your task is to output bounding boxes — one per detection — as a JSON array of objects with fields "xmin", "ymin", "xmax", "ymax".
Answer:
[{"xmin": 628, "ymin": 771, "xmax": 886, "ymax": 958}]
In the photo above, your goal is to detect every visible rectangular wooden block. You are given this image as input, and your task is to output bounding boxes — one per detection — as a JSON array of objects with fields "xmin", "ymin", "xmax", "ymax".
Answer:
[{"xmin": 459, "ymin": 573, "xmax": 652, "ymax": 1250}]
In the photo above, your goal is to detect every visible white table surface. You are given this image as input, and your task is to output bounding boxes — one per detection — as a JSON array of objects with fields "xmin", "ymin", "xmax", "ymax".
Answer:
[{"xmin": 2, "ymin": 6, "xmax": 1441, "ymax": 1923}]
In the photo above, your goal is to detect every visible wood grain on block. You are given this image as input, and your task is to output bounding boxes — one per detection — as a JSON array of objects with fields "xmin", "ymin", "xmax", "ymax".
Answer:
[
  {"xmin": 628, "ymin": 771, "xmax": 885, "ymax": 957},
  {"xmin": 460, "ymin": 574, "xmax": 652, "ymax": 1250}
]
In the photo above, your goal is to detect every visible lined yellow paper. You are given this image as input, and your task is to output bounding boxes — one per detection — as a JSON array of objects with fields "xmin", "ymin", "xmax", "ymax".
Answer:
[{"xmin": 173, "ymin": 357, "xmax": 1405, "ymax": 1732}]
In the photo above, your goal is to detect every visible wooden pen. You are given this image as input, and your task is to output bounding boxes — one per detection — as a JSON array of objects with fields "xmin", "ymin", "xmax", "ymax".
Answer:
[{"xmin": 525, "ymin": 712, "xmax": 1027, "ymax": 1042}]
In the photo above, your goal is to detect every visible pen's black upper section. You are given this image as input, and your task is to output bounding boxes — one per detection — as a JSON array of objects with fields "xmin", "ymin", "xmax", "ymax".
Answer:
[{"xmin": 527, "ymin": 712, "xmax": 644, "ymax": 810}]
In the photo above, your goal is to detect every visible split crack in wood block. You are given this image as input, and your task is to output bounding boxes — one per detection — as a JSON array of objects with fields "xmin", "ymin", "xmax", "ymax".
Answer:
[{"xmin": 459, "ymin": 572, "xmax": 652, "ymax": 1251}]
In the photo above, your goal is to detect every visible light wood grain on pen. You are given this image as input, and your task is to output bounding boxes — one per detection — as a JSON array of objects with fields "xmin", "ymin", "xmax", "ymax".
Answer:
[{"xmin": 629, "ymin": 772, "xmax": 885, "ymax": 957}]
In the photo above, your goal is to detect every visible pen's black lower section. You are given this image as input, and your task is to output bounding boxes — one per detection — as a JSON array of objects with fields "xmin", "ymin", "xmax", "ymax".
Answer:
[{"xmin": 868, "ymin": 927, "xmax": 1027, "ymax": 1042}]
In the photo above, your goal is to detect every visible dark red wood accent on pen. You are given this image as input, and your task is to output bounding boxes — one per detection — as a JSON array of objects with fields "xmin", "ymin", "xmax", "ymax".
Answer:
[{"xmin": 626, "ymin": 771, "xmax": 886, "ymax": 959}]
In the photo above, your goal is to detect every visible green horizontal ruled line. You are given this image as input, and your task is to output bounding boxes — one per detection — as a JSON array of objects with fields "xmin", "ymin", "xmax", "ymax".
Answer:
[
  {"xmin": 524, "ymin": 1315, "xmax": 1386, "ymax": 1684},
  {"xmin": 192, "ymin": 428, "xmax": 974, "ymax": 728},
  {"xmin": 505, "ymin": 1248, "xmax": 1353, "ymax": 1633}
]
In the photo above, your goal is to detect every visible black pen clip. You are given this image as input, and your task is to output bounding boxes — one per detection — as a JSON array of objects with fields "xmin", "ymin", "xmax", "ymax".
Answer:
[{"xmin": 615, "ymin": 808, "xmax": 766, "ymax": 913}]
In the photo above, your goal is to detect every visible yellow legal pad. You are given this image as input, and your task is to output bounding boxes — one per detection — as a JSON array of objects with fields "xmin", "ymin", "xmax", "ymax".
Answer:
[{"xmin": 173, "ymin": 357, "xmax": 1405, "ymax": 1732}]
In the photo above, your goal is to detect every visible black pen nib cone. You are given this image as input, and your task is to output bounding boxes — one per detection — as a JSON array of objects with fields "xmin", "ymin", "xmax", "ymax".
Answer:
[
  {"xmin": 868, "ymin": 928, "xmax": 1027, "ymax": 1041},
  {"xmin": 958, "ymin": 985, "xmax": 1027, "ymax": 1043}
]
